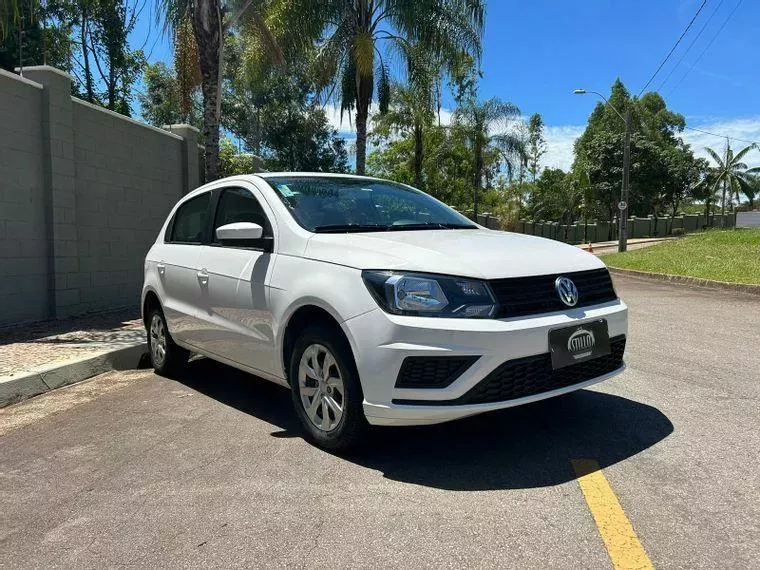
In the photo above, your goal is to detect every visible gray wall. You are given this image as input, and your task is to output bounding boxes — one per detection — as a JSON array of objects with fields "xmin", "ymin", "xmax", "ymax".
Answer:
[
  {"xmin": 0, "ymin": 70, "xmax": 48, "ymax": 323},
  {"xmin": 513, "ymin": 213, "xmax": 737, "ymax": 245},
  {"xmin": 0, "ymin": 66, "xmax": 201, "ymax": 326},
  {"xmin": 737, "ymin": 211, "xmax": 760, "ymax": 228}
]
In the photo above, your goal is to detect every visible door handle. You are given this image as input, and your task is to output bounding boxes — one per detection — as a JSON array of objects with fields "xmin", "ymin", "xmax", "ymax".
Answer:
[
  {"xmin": 197, "ymin": 269, "xmax": 209, "ymax": 286},
  {"xmin": 156, "ymin": 261, "xmax": 166, "ymax": 276}
]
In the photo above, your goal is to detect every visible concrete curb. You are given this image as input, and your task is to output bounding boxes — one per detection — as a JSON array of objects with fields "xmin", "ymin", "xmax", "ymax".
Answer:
[
  {"xmin": 0, "ymin": 343, "xmax": 147, "ymax": 408},
  {"xmin": 609, "ymin": 267, "xmax": 760, "ymax": 296}
]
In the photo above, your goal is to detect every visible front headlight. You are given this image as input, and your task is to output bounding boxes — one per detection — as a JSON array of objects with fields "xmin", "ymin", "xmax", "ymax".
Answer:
[{"xmin": 362, "ymin": 271, "xmax": 498, "ymax": 318}]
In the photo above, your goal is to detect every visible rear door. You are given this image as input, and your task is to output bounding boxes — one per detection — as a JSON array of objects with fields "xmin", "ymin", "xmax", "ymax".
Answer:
[
  {"xmin": 158, "ymin": 191, "xmax": 211, "ymax": 346},
  {"xmin": 194, "ymin": 186, "xmax": 277, "ymax": 375}
]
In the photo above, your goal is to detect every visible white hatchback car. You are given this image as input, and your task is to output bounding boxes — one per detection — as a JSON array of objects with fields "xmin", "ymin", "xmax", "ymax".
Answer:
[{"xmin": 142, "ymin": 173, "xmax": 627, "ymax": 450}]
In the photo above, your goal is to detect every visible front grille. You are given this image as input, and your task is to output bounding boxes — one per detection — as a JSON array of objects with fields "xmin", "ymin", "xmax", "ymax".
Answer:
[
  {"xmin": 393, "ymin": 335, "xmax": 625, "ymax": 406},
  {"xmin": 395, "ymin": 355, "xmax": 480, "ymax": 389},
  {"xmin": 489, "ymin": 268, "xmax": 617, "ymax": 318}
]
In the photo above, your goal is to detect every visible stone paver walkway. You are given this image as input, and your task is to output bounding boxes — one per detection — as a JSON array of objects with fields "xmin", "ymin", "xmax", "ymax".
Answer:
[{"xmin": 0, "ymin": 311, "xmax": 144, "ymax": 379}]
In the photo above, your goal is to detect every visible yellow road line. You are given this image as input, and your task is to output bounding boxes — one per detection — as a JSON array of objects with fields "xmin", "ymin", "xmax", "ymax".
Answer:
[{"xmin": 571, "ymin": 459, "xmax": 654, "ymax": 570}]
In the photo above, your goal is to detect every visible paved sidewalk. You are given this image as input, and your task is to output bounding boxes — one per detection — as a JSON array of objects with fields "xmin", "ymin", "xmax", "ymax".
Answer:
[
  {"xmin": 0, "ymin": 310, "xmax": 144, "ymax": 380},
  {"xmin": 578, "ymin": 236, "xmax": 677, "ymax": 254}
]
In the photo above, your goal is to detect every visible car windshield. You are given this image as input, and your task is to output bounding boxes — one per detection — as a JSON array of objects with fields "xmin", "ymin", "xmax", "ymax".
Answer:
[{"xmin": 265, "ymin": 176, "xmax": 477, "ymax": 233}]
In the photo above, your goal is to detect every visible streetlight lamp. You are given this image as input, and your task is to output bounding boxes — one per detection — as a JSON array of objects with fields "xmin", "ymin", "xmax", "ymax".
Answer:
[{"xmin": 573, "ymin": 89, "xmax": 631, "ymax": 252}]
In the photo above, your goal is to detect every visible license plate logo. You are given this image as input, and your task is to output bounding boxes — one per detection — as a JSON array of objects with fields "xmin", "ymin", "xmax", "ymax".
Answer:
[{"xmin": 567, "ymin": 328, "xmax": 595, "ymax": 360}]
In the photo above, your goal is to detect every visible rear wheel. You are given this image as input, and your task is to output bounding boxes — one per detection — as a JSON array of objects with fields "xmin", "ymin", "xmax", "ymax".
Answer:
[
  {"xmin": 289, "ymin": 325, "xmax": 368, "ymax": 451},
  {"xmin": 147, "ymin": 308, "xmax": 189, "ymax": 376}
]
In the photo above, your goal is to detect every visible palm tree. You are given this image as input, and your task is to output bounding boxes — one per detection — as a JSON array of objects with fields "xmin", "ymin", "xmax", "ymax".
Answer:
[
  {"xmin": 161, "ymin": 0, "xmax": 281, "ymax": 182},
  {"xmin": 453, "ymin": 96, "xmax": 521, "ymax": 217},
  {"xmin": 704, "ymin": 142, "xmax": 759, "ymax": 225},
  {"xmin": 371, "ymin": 47, "xmax": 441, "ymax": 189},
  {"xmin": 296, "ymin": 0, "xmax": 485, "ymax": 175}
]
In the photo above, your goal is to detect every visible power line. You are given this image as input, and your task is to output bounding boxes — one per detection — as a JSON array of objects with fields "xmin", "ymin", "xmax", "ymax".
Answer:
[
  {"xmin": 638, "ymin": 0, "xmax": 708, "ymax": 96},
  {"xmin": 667, "ymin": 0, "xmax": 744, "ymax": 96},
  {"xmin": 656, "ymin": 0, "xmax": 725, "ymax": 92},
  {"xmin": 682, "ymin": 124, "xmax": 758, "ymax": 146}
]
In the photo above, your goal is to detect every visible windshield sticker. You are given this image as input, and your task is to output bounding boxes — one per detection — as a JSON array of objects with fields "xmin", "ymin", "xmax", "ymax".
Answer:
[{"xmin": 277, "ymin": 184, "xmax": 296, "ymax": 197}]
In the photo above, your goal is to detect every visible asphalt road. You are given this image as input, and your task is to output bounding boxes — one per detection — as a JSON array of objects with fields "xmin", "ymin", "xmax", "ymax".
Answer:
[{"xmin": 1, "ymin": 275, "xmax": 759, "ymax": 568}]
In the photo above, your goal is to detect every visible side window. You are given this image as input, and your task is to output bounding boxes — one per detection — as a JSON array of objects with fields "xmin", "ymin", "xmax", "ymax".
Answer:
[
  {"xmin": 213, "ymin": 187, "xmax": 273, "ymax": 243},
  {"xmin": 168, "ymin": 192, "xmax": 211, "ymax": 244}
]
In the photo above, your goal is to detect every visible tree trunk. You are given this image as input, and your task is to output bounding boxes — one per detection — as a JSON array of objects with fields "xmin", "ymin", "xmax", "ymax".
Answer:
[
  {"xmin": 413, "ymin": 121, "xmax": 423, "ymax": 189},
  {"xmin": 81, "ymin": 10, "xmax": 94, "ymax": 103},
  {"xmin": 721, "ymin": 178, "xmax": 727, "ymax": 227},
  {"xmin": 668, "ymin": 200, "xmax": 679, "ymax": 235},
  {"xmin": 354, "ymin": 70, "xmax": 373, "ymax": 175},
  {"xmin": 192, "ymin": 0, "xmax": 222, "ymax": 182},
  {"xmin": 474, "ymin": 135, "xmax": 483, "ymax": 219}
]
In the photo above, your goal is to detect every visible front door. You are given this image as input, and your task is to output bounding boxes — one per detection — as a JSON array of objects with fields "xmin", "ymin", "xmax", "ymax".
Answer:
[{"xmin": 194, "ymin": 186, "xmax": 277, "ymax": 375}]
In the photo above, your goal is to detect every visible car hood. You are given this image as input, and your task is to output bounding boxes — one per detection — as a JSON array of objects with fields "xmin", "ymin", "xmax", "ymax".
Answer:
[{"xmin": 304, "ymin": 229, "xmax": 605, "ymax": 279}]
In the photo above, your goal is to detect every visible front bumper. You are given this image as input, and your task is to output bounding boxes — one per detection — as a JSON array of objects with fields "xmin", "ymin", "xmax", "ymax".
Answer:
[{"xmin": 343, "ymin": 299, "xmax": 628, "ymax": 426}]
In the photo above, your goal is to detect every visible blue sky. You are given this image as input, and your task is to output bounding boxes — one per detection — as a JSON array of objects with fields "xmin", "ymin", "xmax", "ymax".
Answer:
[{"xmin": 132, "ymin": 0, "xmax": 760, "ymax": 169}]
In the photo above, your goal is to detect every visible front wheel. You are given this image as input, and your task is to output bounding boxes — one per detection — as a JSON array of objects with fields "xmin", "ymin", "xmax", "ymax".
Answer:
[{"xmin": 289, "ymin": 326, "xmax": 368, "ymax": 451}]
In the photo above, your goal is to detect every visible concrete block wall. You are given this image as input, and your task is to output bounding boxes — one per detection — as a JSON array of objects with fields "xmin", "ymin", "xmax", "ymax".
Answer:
[
  {"xmin": 0, "ymin": 66, "xmax": 201, "ymax": 325},
  {"xmin": 0, "ymin": 69, "xmax": 48, "ymax": 323}
]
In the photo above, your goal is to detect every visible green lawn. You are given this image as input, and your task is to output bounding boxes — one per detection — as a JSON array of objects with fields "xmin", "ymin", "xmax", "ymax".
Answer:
[{"xmin": 601, "ymin": 229, "xmax": 760, "ymax": 285}]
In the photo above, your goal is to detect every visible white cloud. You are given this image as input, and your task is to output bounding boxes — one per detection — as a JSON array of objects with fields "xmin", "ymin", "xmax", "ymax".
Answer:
[
  {"xmin": 543, "ymin": 125, "xmax": 585, "ymax": 171},
  {"xmin": 322, "ymin": 103, "xmax": 454, "ymax": 134},
  {"xmin": 679, "ymin": 117, "xmax": 760, "ymax": 168}
]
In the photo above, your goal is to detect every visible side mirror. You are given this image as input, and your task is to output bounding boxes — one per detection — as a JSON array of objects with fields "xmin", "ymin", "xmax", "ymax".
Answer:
[{"xmin": 216, "ymin": 222, "xmax": 263, "ymax": 241}]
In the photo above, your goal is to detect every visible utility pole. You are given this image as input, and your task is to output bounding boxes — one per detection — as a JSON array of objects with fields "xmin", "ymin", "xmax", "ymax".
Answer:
[
  {"xmin": 619, "ymin": 108, "xmax": 631, "ymax": 252},
  {"xmin": 573, "ymin": 88, "xmax": 632, "ymax": 252}
]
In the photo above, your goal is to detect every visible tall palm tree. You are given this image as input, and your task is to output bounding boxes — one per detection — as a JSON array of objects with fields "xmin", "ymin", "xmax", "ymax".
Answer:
[
  {"xmin": 371, "ymin": 47, "xmax": 441, "ymax": 189},
  {"xmin": 161, "ymin": 0, "xmax": 281, "ymax": 182},
  {"xmin": 704, "ymin": 142, "xmax": 759, "ymax": 225},
  {"xmin": 453, "ymin": 96, "xmax": 521, "ymax": 217},
  {"xmin": 295, "ymin": 0, "xmax": 485, "ymax": 175}
]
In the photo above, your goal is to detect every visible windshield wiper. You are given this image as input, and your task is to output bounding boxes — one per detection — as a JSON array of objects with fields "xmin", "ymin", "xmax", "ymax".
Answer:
[
  {"xmin": 387, "ymin": 222, "xmax": 478, "ymax": 231},
  {"xmin": 313, "ymin": 224, "xmax": 390, "ymax": 233}
]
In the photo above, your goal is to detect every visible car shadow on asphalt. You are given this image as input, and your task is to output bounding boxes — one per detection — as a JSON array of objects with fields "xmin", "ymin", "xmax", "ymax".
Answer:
[{"xmin": 173, "ymin": 357, "xmax": 673, "ymax": 492}]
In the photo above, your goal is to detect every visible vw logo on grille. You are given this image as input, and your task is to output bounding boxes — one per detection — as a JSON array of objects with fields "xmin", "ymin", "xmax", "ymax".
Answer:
[
  {"xmin": 555, "ymin": 276, "xmax": 579, "ymax": 307},
  {"xmin": 567, "ymin": 328, "xmax": 595, "ymax": 359}
]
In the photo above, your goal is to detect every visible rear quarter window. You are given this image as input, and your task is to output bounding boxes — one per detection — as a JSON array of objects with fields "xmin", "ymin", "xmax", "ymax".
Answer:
[{"xmin": 166, "ymin": 193, "xmax": 211, "ymax": 244}]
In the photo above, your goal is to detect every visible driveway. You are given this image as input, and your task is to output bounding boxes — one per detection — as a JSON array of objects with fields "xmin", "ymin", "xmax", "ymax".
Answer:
[{"xmin": 1, "ymin": 275, "xmax": 759, "ymax": 568}]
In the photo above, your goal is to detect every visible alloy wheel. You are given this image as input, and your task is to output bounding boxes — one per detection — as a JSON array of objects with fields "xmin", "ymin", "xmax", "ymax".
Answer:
[
  {"xmin": 298, "ymin": 344, "xmax": 346, "ymax": 432},
  {"xmin": 149, "ymin": 313, "xmax": 167, "ymax": 368}
]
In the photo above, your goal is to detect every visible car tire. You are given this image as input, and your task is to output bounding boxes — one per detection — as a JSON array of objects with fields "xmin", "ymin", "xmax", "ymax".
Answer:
[
  {"xmin": 289, "ymin": 325, "xmax": 369, "ymax": 452},
  {"xmin": 146, "ymin": 307, "xmax": 189, "ymax": 377}
]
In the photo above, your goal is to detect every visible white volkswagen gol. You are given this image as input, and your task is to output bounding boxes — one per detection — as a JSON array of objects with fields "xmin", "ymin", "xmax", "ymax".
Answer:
[{"xmin": 142, "ymin": 173, "xmax": 627, "ymax": 450}]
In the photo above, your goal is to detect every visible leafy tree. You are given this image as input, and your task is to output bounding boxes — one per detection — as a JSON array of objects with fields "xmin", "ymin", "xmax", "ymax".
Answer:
[
  {"xmin": 0, "ymin": 1, "xmax": 72, "ymax": 72},
  {"xmin": 86, "ymin": 0, "xmax": 145, "ymax": 114},
  {"xmin": 572, "ymin": 79, "xmax": 691, "ymax": 238},
  {"xmin": 703, "ymin": 142, "xmax": 760, "ymax": 223},
  {"xmin": 371, "ymin": 78, "xmax": 436, "ymax": 189},
  {"xmin": 289, "ymin": 0, "xmax": 485, "ymax": 175},
  {"xmin": 138, "ymin": 61, "xmax": 203, "ymax": 127},
  {"xmin": 222, "ymin": 34, "xmax": 348, "ymax": 172},
  {"xmin": 657, "ymin": 141, "xmax": 707, "ymax": 234},
  {"xmin": 368, "ymin": 123, "xmax": 498, "ymax": 212},
  {"xmin": 453, "ymin": 96, "xmax": 521, "ymax": 217},
  {"xmin": 741, "ymin": 173, "xmax": 760, "ymax": 210},
  {"xmin": 526, "ymin": 112, "xmax": 545, "ymax": 181},
  {"xmin": 220, "ymin": 136, "xmax": 263, "ymax": 176}
]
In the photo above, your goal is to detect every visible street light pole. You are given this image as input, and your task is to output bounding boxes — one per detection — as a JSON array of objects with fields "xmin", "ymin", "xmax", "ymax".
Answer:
[
  {"xmin": 573, "ymin": 89, "xmax": 631, "ymax": 252},
  {"xmin": 619, "ymin": 108, "xmax": 631, "ymax": 252}
]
